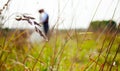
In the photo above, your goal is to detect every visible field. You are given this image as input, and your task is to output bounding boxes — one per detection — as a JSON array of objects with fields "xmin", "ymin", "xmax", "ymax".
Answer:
[{"xmin": 0, "ymin": 29, "xmax": 120, "ymax": 71}]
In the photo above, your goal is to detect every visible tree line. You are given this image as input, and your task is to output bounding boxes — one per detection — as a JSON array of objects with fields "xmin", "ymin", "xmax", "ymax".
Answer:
[{"xmin": 89, "ymin": 20, "xmax": 120, "ymax": 33}]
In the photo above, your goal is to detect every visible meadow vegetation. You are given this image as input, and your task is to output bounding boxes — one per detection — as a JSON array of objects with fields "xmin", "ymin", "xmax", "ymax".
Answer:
[
  {"xmin": 0, "ymin": 28, "xmax": 120, "ymax": 71},
  {"xmin": 0, "ymin": 0, "xmax": 120, "ymax": 71}
]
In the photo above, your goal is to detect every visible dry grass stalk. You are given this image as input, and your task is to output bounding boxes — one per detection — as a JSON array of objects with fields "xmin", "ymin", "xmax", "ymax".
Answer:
[
  {"xmin": 0, "ymin": 0, "xmax": 11, "ymax": 14},
  {"xmin": 31, "ymin": 43, "xmax": 47, "ymax": 71},
  {"xmin": 15, "ymin": 14, "xmax": 48, "ymax": 40},
  {"xmin": 109, "ymin": 44, "xmax": 120, "ymax": 71}
]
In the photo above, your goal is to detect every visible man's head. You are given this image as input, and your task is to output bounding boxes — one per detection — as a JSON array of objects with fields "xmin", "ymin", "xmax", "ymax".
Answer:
[{"xmin": 39, "ymin": 9, "xmax": 44, "ymax": 13}]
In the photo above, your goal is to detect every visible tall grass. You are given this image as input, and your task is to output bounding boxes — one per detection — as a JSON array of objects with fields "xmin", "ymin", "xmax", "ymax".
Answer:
[
  {"xmin": 0, "ymin": 0, "xmax": 120, "ymax": 71},
  {"xmin": 0, "ymin": 28, "xmax": 120, "ymax": 71}
]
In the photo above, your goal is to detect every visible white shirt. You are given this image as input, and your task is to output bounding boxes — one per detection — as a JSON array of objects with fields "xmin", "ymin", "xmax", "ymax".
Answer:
[{"xmin": 40, "ymin": 12, "xmax": 48, "ymax": 23}]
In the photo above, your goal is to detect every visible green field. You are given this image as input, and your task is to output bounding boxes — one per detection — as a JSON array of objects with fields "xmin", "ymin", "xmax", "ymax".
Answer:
[{"xmin": 0, "ymin": 29, "xmax": 120, "ymax": 71}]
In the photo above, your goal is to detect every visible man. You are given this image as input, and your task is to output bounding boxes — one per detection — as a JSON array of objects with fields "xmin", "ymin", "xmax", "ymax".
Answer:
[{"xmin": 39, "ymin": 9, "xmax": 49, "ymax": 37}]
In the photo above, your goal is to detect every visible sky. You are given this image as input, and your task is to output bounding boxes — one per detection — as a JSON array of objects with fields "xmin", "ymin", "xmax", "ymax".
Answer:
[{"xmin": 0, "ymin": 0, "xmax": 120, "ymax": 29}]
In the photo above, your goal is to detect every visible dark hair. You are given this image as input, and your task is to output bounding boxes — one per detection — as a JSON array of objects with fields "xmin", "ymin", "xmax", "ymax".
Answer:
[{"xmin": 39, "ymin": 9, "xmax": 44, "ymax": 13}]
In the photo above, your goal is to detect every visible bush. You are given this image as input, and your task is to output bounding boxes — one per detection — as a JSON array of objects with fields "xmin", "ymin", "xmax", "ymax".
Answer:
[{"xmin": 89, "ymin": 20, "xmax": 117, "ymax": 32}]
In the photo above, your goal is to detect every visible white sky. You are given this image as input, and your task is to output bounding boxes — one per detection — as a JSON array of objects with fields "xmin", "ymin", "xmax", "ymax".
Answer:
[{"xmin": 0, "ymin": 0, "xmax": 120, "ymax": 29}]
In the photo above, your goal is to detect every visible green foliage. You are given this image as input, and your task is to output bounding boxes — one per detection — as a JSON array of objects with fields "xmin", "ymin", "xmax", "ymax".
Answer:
[
  {"xmin": 0, "ymin": 29, "xmax": 120, "ymax": 71},
  {"xmin": 89, "ymin": 20, "xmax": 117, "ymax": 32}
]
